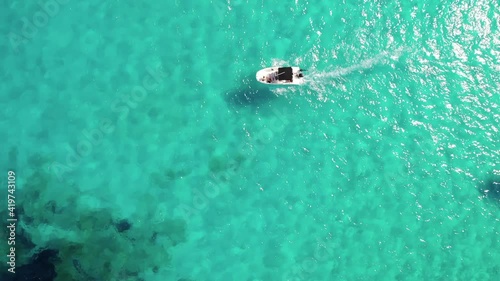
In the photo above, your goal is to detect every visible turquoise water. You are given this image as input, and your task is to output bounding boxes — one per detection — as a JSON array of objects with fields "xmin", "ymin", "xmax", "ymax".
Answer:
[{"xmin": 0, "ymin": 0, "xmax": 499, "ymax": 280}]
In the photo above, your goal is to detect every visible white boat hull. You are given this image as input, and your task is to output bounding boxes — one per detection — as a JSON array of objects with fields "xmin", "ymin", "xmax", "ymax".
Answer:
[{"xmin": 256, "ymin": 66, "xmax": 305, "ymax": 85}]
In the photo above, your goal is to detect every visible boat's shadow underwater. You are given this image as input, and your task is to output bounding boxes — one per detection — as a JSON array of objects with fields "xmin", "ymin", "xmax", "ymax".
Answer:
[
  {"xmin": 223, "ymin": 74, "xmax": 278, "ymax": 108},
  {"xmin": 479, "ymin": 175, "xmax": 500, "ymax": 206}
]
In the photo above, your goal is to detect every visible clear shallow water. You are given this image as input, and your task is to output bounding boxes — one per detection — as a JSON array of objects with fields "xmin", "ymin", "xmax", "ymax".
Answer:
[{"xmin": 0, "ymin": 0, "xmax": 499, "ymax": 280}]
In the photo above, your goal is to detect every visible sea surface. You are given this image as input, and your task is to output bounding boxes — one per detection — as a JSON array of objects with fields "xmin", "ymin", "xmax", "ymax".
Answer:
[{"xmin": 0, "ymin": 0, "xmax": 499, "ymax": 280}]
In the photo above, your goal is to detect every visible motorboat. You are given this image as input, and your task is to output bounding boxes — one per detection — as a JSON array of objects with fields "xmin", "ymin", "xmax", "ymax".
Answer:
[{"xmin": 256, "ymin": 66, "xmax": 305, "ymax": 85}]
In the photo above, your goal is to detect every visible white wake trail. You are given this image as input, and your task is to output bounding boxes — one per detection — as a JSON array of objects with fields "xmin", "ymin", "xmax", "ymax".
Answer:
[{"xmin": 305, "ymin": 47, "xmax": 406, "ymax": 82}]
